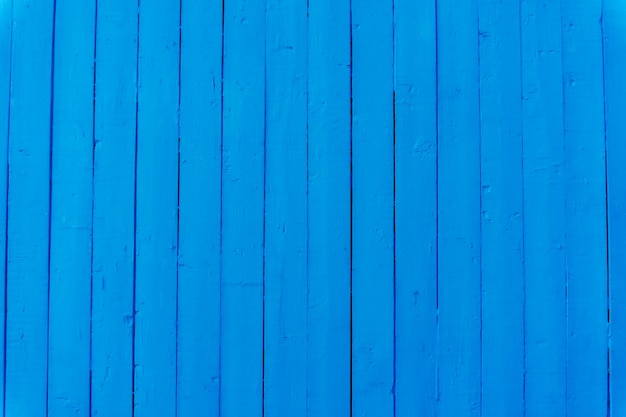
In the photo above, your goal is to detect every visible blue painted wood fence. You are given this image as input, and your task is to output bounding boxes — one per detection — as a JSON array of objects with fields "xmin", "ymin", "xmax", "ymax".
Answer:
[{"xmin": 0, "ymin": 0, "xmax": 623, "ymax": 416}]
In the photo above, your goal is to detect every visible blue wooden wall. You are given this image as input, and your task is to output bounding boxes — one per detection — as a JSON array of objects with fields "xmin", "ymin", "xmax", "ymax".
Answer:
[{"xmin": 0, "ymin": 0, "xmax": 623, "ymax": 416}]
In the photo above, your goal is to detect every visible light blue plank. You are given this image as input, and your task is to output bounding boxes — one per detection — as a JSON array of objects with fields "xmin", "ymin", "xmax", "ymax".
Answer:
[
  {"xmin": 603, "ymin": 1, "xmax": 626, "ymax": 415},
  {"xmin": 264, "ymin": 0, "xmax": 308, "ymax": 415},
  {"xmin": 91, "ymin": 1, "xmax": 137, "ymax": 416},
  {"xmin": 176, "ymin": 1, "xmax": 222, "ymax": 416},
  {"xmin": 220, "ymin": 0, "xmax": 265, "ymax": 415},
  {"xmin": 436, "ymin": 0, "xmax": 481, "ymax": 414},
  {"xmin": 351, "ymin": 0, "xmax": 395, "ymax": 415},
  {"xmin": 47, "ymin": 0, "xmax": 95, "ymax": 415},
  {"xmin": 306, "ymin": 0, "xmax": 351, "ymax": 415},
  {"xmin": 4, "ymin": 1, "xmax": 55, "ymax": 416},
  {"xmin": 134, "ymin": 0, "xmax": 180, "ymax": 415},
  {"xmin": 393, "ymin": 0, "xmax": 438, "ymax": 414},
  {"xmin": 521, "ymin": 0, "xmax": 567, "ymax": 415},
  {"xmin": 560, "ymin": 1, "xmax": 608, "ymax": 416},
  {"xmin": 478, "ymin": 1, "xmax": 524, "ymax": 415},
  {"xmin": 0, "ymin": 1, "xmax": 11, "ymax": 412}
]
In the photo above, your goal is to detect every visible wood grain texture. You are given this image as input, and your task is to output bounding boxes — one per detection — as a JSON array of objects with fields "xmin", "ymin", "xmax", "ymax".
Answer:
[
  {"xmin": 521, "ymin": 1, "xmax": 567, "ymax": 415},
  {"xmin": 0, "ymin": 2, "xmax": 620, "ymax": 416},
  {"xmin": 4, "ymin": 1, "xmax": 55, "ymax": 415}
]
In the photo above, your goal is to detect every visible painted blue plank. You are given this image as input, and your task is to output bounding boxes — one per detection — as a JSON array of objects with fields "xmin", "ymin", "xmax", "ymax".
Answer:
[
  {"xmin": 4, "ymin": 0, "xmax": 55, "ymax": 416},
  {"xmin": 351, "ymin": 0, "xmax": 395, "ymax": 415},
  {"xmin": 134, "ymin": 0, "xmax": 180, "ymax": 415},
  {"xmin": 176, "ymin": 1, "xmax": 222, "ymax": 416},
  {"xmin": 393, "ymin": 0, "xmax": 438, "ymax": 414},
  {"xmin": 91, "ymin": 1, "xmax": 137, "ymax": 416},
  {"xmin": 264, "ymin": 0, "xmax": 308, "ymax": 415},
  {"xmin": 478, "ymin": 1, "xmax": 524, "ymax": 415},
  {"xmin": 436, "ymin": 0, "xmax": 481, "ymax": 414},
  {"xmin": 560, "ymin": 1, "xmax": 608, "ymax": 415},
  {"xmin": 521, "ymin": 0, "xmax": 567, "ymax": 415},
  {"xmin": 306, "ymin": 0, "xmax": 351, "ymax": 415},
  {"xmin": 0, "ymin": 1, "xmax": 11, "ymax": 412},
  {"xmin": 47, "ymin": 1, "xmax": 95, "ymax": 415},
  {"xmin": 603, "ymin": 1, "xmax": 626, "ymax": 415},
  {"xmin": 307, "ymin": 0, "xmax": 350, "ymax": 417},
  {"xmin": 220, "ymin": 0, "xmax": 265, "ymax": 415}
]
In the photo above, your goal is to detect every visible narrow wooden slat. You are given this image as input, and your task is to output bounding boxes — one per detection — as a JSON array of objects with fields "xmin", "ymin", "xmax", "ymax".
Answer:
[
  {"xmin": 351, "ymin": 0, "xmax": 395, "ymax": 415},
  {"xmin": 0, "ymin": 1, "xmax": 11, "ymax": 412},
  {"xmin": 133, "ymin": 0, "xmax": 180, "ymax": 415},
  {"xmin": 306, "ymin": 0, "xmax": 351, "ymax": 414},
  {"xmin": 436, "ymin": 0, "xmax": 481, "ymax": 414},
  {"xmin": 220, "ymin": 0, "xmax": 265, "ymax": 415},
  {"xmin": 560, "ymin": 1, "xmax": 608, "ymax": 415},
  {"xmin": 521, "ymin": 0, "xmax": 567, "ymax": 415},
  {"xmin": 176, "ymin": 1, "xmax": 222, "ymax": 415},
  {"xmin": 603, "ymin": 0, "xmax": 626, "ymax": 415},
  {"xmin": 4, "ymin": 1, "xmax": 55, "ymax": 415},
  {"xmin": 263, "ymin": 0, "xmax": 308, "ymax": 415},
  {"xmin": 91, "ymin": 1, "xmax": 137, "ymax": 415},
  {"xmin": 478, "ymin": 0, "xmax": 525, "ymax": 414},
  {"xmin": 47, "ymin": 0, "xmax": 95, "ymax": 415},
  {"xmin": 393, "ymin": 0, "xmax": 438, "ymax": 414}
]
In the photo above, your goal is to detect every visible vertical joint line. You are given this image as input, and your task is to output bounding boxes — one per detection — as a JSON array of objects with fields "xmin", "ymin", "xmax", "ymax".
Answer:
[
  {"xmin": 518, "ymin": 0, "xmax": 527, "ymax": 414},
  {"xmin": 175, "ymin": 1, "xmax": 182, "ymax": 416},
  {"xmin": 477, "ymin": 3, "xmax": 483, "ymax": 414},
  {"xmin": 434, "ymin": 0, "xmax": 440, "ymax": 405},
  {"xmin": 348, "ymin": 0, "xmax": 354, "ymax": 414},
  {"xmin": 218, "ymin": 0, "xmax": 225, "ymax": 414},
  {"xmin": 89, "ymin": 1, "xmax": 99, "ymax": 415},
  {"xmin": 391, "ymin": 0, "xmax": 397, "ymax": 415},
  {"xmin": 262, "ymin": 1, "xmax": 268, "ymax": 414},
  {"xmin": 132, "ymin": 1, "xmax": 141, "ymax": 415},
  {"xmin": 599, "ymin": 1, "xmax": 611, "ymax": 413},
  {"xmin": 3, "ymin": 0, "xmax": 15, "ymax": 414},
  {"xmin": 217, "ymin": 0, "xmax": 224, "ymax": 415},
  {"xmin": 46, "ymin": 1, "xmax": 59, "ymax": 415}
]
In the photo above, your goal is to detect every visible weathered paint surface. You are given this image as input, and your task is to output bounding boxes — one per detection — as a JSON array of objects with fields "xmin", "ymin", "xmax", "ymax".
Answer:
[{"xmin": 0, "ymin": 0, "xmax": 620, "ymax": 416}]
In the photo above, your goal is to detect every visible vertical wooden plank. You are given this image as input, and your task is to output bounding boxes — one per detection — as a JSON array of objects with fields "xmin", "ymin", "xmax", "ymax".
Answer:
[
  {"xmin": 264, "ymin": 0, "xmax": 308, "ymax": 415},
  {"xmin": 351, "ymin": 0, "xmax": 395, "ymax": 415},
  {"xmin": 603, "ymin": 0, "xmax": 626, "ymax": 415},
  {"xmin": 4, "ymin": 0, "xmax": 54, "ymax": 416},
  {"xmin": 220, "ymin": 0, "xmax": 265, "ymax": 415},
  {"xmin": 176, "ymin": 1, "xmax": 222, "ymax": 416},
  {"xmin": 0, "ymin": 1, "xmax": 11, "ymax": 412},
  {"xmin": 560, "ymin": 1, "xmax": 608, "ymax": 416},
  {"xmin": 134, "ymin": 0, "xmax": 179, "ymax": 415},
  {"xmin": 307, "ymin": 0, "xmax": 351, "ymax": 415},
  {"xmin": 393, "ymin": 0, "xmax": 438, "ymax": 414},
  {"xmin": 478, "ymin": 0, "xmax": 525, "ymax": 415},
  {"xmin": 47, "ymin": 0, "xmax": 95, "ymax": 415},
  {"xmin": 521, "ymin": 0, "xmax": 567, "ymax": 415},
  {"xmin": 436, "ymin": 0, "xmax": 481, "ymax": 414},
  {"xmin": 91, "ymin": 0, "xmax": 137, "ymax": 415}
]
